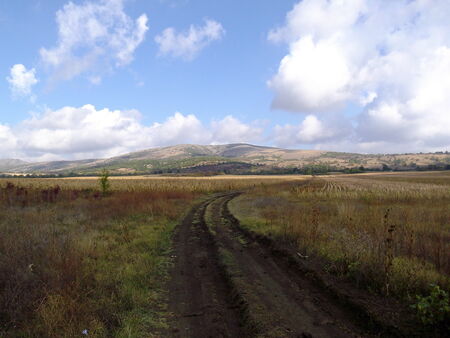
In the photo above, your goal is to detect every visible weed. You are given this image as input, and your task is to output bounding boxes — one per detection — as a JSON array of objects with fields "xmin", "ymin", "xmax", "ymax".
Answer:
[
  {"xmin": 412, "ymin": 284, "xmax": 450, "ymax": 325},
  {"xmin": 383, "ymin": 208, "xmax": 396, "ymax": 296}
]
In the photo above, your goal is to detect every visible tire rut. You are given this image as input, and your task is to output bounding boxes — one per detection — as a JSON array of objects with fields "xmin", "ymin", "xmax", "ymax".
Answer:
[
  {"xmin": 167, "ymin": 196, "xmax": 243, "ymax": 337},
  {"xmin": 208, "ymin": 194, "xmax": 367, "ymax": 338},
  {"xmin": 168, "ymin": 193, "xmax": 368, "ymax": 337}
]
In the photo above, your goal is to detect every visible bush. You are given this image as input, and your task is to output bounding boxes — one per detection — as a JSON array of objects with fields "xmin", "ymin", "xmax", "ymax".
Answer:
[
  {"xmin": 99, "ymin": 169, "xmax": 110, "ymax": 196},
  {"xmin": 412, "ymin": 284, "xmax": 450, "ymax": 325}
]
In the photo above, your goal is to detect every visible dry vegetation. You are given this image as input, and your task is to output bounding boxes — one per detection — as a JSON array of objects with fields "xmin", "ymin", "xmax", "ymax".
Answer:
[
  {"xmin": 229, "ymin": 172, "xmax": 450, "ymax": 322},
  {"xmin": 1, "ymin": 173, "xmax": 449, "ymax": 335},
  {"xmin": 0, "ymin": 176, "xmax": 290, "ymax": 337},
  {"xmin": 0, "ymin": 182, "xmax": 195, "ymax": 337}
]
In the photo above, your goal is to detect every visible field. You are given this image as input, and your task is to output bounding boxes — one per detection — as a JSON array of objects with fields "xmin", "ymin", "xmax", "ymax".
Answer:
[
  {"xmin": 0, "ymin": 176, "xmax": 290, "ymax": 337},
  {"xmin": 230, "ymin": 172, "xmax": 450, "ymax": 297},
  {"xmin": 1, "ymin": 172, "xmax": 449, "ymax": 337}
]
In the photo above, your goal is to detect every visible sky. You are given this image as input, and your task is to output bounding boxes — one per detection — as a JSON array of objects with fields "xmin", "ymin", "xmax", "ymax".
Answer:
[{"xmin": 1, "ymin": 0, "xmax": 450, "ymax": 161}]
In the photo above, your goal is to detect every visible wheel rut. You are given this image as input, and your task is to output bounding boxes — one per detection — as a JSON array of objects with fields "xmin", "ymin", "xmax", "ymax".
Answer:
[
  {"xmin": 167, "ymin": 196, "xmax": 243, "ymax": 337},
  {"xmin": 167, "ymin": 193, "xmax": 369, "ymax": 337}
]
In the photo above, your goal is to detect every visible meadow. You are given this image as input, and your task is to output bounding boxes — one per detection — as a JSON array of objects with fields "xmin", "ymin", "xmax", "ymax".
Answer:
[
  {"xmin": 229, "ymin": 172, "xmax": 450, "ymax": 314},
  {"xmin": 1, "ymin": 172, "xmax": 449, "ymax": 336},
  {"xmin": 0, "ymin": 176, "xmax": 290, "ymax": 337}
]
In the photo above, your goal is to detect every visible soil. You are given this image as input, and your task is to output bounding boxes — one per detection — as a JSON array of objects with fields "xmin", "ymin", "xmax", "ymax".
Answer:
[
  {"xmin": 167, "ymin": 195, "xmax": 242, "ymax": 337},
  {"xmin": 166, "ymin": 193, "xmax": 422, "ymax": 337}
]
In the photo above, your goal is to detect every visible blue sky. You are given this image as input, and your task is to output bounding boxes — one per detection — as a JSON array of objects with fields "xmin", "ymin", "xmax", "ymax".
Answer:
[
  {"xmin": 0, "ymin": 0, "xmax": 294, "ymax": 123},
  {"xmin": 1, "ymin": 0, "xmax": 450, "ymax": 160}
]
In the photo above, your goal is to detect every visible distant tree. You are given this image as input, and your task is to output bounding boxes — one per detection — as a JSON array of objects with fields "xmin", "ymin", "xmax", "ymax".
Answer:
[{"xmin": 99, "ymin": 169, "xmax": 110, "ymax": 196}]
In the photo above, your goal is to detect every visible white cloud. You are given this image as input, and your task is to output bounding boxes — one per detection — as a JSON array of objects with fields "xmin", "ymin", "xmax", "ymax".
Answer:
[
  {"xmin": 274, "ymin": 114, "xmax": 351, "ymax": 147},
  {"xmin": 269, "ymin": 36, "xmax": 352, "ymax": 112},
  {"xmin": 147, "ymin": 112, "xmax": 208, "ymax": 146},
  {"xmin": 1, "ymin": 105, "xmax": 262, "ymax": 161},
  {"xmin": 211, "ymin": 116, "xmax": 263, "ymax": 144},
  {"xmin": 269, "ymin": 0, "xmax": 450, "ymax": 152},
  {"xmin": 40, "ymin": 0, "xmax": 148, "ymax": 82},
  {"xmin": 155, "ymin": 19, "xmax": 225, "ymax": 60},
  {"xmin": 7, "ymin": 64, "xmax": 38, "ymax": 98},
  {"xmin": 0, "ymin": 124, "xmax": 18, "ymax": 158}
]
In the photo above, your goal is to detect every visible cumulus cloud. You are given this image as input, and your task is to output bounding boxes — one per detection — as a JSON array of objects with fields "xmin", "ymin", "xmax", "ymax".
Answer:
[
  {"xmin": 0, "ymin": 124, "xmax": 18, "ymax": 158},
  {"xmin": 7, "ymin": 64, "xmax": 38, "ymax": 98},
  {"xmin": 1, "ymin": 105, "xmax": 262, "ymax": 161},
  {"xmin": 269, "ymin": 36, "xmax": 352, "ymax": 112},
  {"xmin": 211, "ymin": 116, "xmax": 263, "ymax": 144},
  {"xmin": 155, "ymin": 19, "xmax": 225, "ymax": 60},
  {"xmin": 274, "ymin": 114, "xmax": 351, "ymax": 147},
  {"xmin": 269, "ymin": 0, "xmax": 450, "ymax": 152},
  {"xmin": 40, "ymin": 0, "xmax": 148, "ymax": 82}
]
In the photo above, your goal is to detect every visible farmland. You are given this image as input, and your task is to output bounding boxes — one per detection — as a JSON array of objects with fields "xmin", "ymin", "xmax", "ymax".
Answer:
[{"xmin": 1, "ymin": 172, "xmax": 449, "ymax": 337}]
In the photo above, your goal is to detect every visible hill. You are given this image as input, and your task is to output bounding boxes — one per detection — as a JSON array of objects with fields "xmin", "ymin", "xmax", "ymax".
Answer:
[
  {"xmin": 0, "ymin": 159, "xmax": 29, "ymax": 171},
  {"xmin": 1, "ymin": 144, "xmax": 450, "ymax": 175}
]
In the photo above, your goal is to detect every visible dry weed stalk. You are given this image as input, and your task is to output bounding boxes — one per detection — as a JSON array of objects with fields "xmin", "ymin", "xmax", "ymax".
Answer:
[{"xmin": 383, "ymin": 208, "xmax": 396, "ymax": 296}]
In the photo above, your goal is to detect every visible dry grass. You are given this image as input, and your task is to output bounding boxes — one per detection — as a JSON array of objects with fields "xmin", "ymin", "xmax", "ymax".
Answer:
[
  {"xmin": 0, "ymin": 179, "xmax": 201, "ymax": 337},
  {"xmin": 3, "ymin": 173, "xmax": 448, "ymax": 334},
  {"xmin": 0, "ymin": 176, "xmax": 293, "ymax": 337},
  {"xmin": 229, "ymin": 172, "xmax": 450, "ymax": 300},
  {"xmin": 0, "ymin": 176, "xmax": 305, "ymax": 193}
]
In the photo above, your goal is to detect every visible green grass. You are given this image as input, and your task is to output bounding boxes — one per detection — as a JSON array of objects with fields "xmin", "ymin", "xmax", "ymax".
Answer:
[{"xmin": 34, "ymin": 214, "xmax": 177, "ymax": 337}]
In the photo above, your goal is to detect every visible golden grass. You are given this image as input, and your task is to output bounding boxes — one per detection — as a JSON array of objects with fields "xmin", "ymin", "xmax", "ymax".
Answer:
[
  {"xmin": 0, "ymin": 176, "xmax": 306, "ymax": 195},
  {"xmin": 229, "ymin": 173, "xmax": 450, "ymax": 300},
  {"xmin": 59, "ymin": 174, "xmax": 311, "ymax": 180}
]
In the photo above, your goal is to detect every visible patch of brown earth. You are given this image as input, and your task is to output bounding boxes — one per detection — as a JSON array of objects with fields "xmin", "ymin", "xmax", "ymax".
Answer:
[{"xmin": 167, "ymin": 196, "xmax": 243, "ymax": 337}]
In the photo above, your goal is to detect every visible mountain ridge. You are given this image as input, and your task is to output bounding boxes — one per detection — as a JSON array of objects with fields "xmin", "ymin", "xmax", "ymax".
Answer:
[{"xmin": 1, "ymin": 143, "xmax": 449, "ymax": 175}]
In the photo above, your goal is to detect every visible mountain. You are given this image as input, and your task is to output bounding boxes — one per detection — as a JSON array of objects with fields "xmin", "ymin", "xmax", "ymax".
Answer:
[
  {"xmin": 2, "ymin": 144, "xmax": 450, "ymax": 175},
  {"xmin": 0, "ymin": 159, "xmax": 29, "ymax": 171}
]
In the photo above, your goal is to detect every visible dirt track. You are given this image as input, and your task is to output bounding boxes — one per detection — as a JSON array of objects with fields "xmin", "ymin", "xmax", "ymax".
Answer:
[{"xmin": 167, "ymin": 193, "xmax": 370, "ymax": 337}]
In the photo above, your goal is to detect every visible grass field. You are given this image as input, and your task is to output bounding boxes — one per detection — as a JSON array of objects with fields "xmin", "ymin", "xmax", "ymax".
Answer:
[
  {"xmin": 0, "ymin": 176, "xmax": 292, "ymax": 337},
  {"xmin": 229, "ymin": 172, "xmax": 450, "ymax": 303},
  {"xmin": 1, "ymin": 172, "xmax": 449, "ymax": 336}
]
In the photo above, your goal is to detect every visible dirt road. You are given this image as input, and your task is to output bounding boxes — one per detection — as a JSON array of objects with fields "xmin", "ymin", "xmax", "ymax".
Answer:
[{"xmin": 167, "ymin": 193, "xmax": 370, "ymax": 337}]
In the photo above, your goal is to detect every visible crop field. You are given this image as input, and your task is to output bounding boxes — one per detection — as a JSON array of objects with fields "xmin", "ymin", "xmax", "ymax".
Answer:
[{"xmin": 1, "ymin": 172, "xmax": 449, "ymax": 337}]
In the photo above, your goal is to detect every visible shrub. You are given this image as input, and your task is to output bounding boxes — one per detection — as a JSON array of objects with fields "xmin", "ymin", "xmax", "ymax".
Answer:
[
  {"xmin": 412, "ymin": 284, "xmax": 450, "ymax": 325},
  {"xmin": 99, "ymin": 169, "xmax": 110, "ymax": 196}
]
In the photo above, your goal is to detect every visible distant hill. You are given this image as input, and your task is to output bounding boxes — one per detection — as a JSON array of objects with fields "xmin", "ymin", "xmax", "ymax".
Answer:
[
  {"xmin": 1, "ymin": 144, "xmax": 450, "ymax": 175},
  {"xmin": 0, "ymin": 159, "xmax": 29, "ymax": 171}
]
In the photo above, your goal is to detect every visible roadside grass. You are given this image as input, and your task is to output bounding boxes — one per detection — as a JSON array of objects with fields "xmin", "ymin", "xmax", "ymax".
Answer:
[
  {"xmin": 0, "ymin": 180, "xmax": 198, "ymax": 337},
  {"xmin": 228, "ymin": 173, "xmax": 450, "ymax": 325},
  {"xmin": 0, "ymin": 177, "xmax": 290, "ymax": 336}
]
